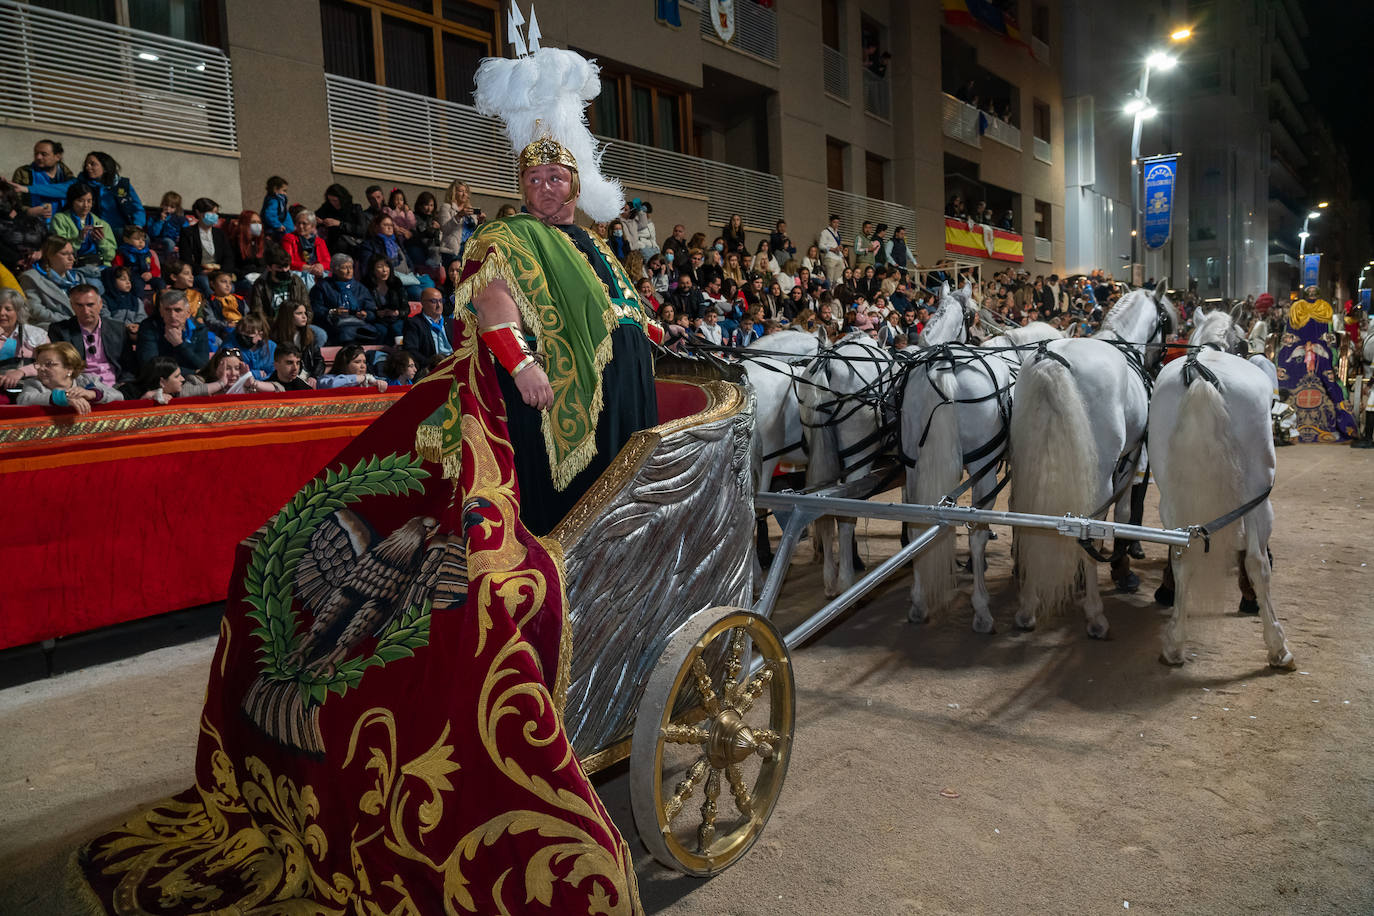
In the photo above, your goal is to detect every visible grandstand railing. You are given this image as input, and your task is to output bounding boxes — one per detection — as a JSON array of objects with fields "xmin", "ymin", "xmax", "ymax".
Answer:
[
  {"xmin": 698, "ymin": 0, "xmax": 778, "ymax": 63},
  {"xmin": 823, "ymin": 45, "xmax": 849, "ymax": 99},
  {"xmin": 942, "ymin": 93, "xmax": 981, "ymax": 149},
  {"xmin": 826, "ymin": 189, "xmax": 916, "ymax": 251},
  {"xmin": 325, "ymin": 74, "xmax": 783, "ymax": 231},
  {"xmin": 0, "ymin": 0, "xmax": 237, "ymax": 154}
]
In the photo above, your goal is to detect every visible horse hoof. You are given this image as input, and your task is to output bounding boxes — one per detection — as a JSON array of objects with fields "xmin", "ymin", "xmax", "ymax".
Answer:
[
  {"xmin": 972, "ymin": 615, "xmax": 995, "ymax": 635},
  {"xmin": 1154, "ymin": 586, "xmax": 1175, "ymax": 607},
  {"xmin": 1014, "ymin": 614, "xmax": 1036, "ymax": 631},
  {"xmin": 1114, "ymin": 572, "xmax": 1140, "ymax": 593},
  {"xmin": 1270, "ymin": 650, "xmax": 1296, "ymax": 670},
  {"xmin": 1128, "ymin": 542, "xmax": 1146, "ymax": 560},
  {"xmin": 1087, "ymin": 620, "xmax": 1109, "ymax": 640},
  {"xmin": 1238, "ymin": 597, "xmax": 1259, "ymax": 615},
  {"xmin": 907, "ymin": 606, "xmax": 930, "ymax": 625},
  {"xmin": 1158, "ymin": 651, "xmax": 1186, "ymax": 667}
]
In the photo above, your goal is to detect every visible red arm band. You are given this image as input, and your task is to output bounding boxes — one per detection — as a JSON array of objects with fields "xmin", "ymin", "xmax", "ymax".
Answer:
[
  {"xmin": 644, "ymin": 320, "xmax": 665, "ymax": 346},
  {"xmin": 479, "ymin": 323, "xmax": 535, "ymax": 376}
]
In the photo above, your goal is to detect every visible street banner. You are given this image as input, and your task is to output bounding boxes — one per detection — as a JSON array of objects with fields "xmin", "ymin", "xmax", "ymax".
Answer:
[
  {"xmin": 1142, "ymin": 154, "xmax": 1179, "ymax": 250},
  {"xmin": 1302, "ymin": 253, "xmax": 1321, "ymax": 287},
  {"xmin": 1360, "ymin": 288, "xmax": 1370, "ymax": 309}
]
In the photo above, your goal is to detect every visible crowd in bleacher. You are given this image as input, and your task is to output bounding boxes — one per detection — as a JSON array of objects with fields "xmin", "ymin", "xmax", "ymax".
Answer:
[{"xmin": 1, "ymin": 135, "xmax": 1153, "ymax": 415}]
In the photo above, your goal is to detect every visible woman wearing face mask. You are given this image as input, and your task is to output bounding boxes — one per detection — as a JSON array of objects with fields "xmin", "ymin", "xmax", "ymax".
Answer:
[
  {"xmin": 177, "ymin": 197, "xmax": 236, "ymax": 281},
  {"xmin": 229, "ymin": 208, "xmax": 268, "ymax": 286},
  {"xmin": 607, "ymin": 219, "xmax": 631, "ymax": 262}
]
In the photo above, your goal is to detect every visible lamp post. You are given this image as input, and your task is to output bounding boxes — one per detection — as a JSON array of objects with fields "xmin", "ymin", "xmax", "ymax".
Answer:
[
  {"xmin": 1298, "ymin": 201, "xmax": 1328, "ymax": 259},
  {"xmin": 1128, "ymin": 34, "xmax": 1189, "ymax": 286}
]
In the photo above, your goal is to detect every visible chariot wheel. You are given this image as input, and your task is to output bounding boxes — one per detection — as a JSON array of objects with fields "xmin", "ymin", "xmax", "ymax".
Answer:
[{"xmin": 630, "ymin": 607, "xmax": 795, "ymax": 876}]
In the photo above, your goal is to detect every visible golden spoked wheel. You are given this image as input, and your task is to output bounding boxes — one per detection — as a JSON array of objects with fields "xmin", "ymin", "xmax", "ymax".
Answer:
[{"xmin": 630, "ymin": 607, "xmax": 794, "ymax": 876}]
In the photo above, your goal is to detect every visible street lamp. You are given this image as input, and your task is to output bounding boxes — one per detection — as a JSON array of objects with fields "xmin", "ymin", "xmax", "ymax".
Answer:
[
  {"xmin": 1299, "ymin": 209, "xmax": 1322, "ymax": 259},
  {"xmin": 1129, "ymin": 34, "xmax": 1189, "ymax": 284}
]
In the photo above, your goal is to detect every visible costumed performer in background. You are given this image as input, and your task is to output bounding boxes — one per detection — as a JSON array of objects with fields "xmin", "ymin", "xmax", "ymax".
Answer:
[
  {"xmin": 1275, "ymin": 285, "xmax": 1357, "ymax": 442},
  {"xmin": 77, "ymin": 30, "xmax": 644, "ymax": 916},
  {"xmin": 456, "ymin": 47, "xmax": 664, "ymax": 536}
]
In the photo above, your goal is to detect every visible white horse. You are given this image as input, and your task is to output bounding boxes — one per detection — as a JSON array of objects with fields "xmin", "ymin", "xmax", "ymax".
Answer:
[
  {"xmin": 1008, "ymin": 283, "xmax": 1175, "ymax": 637},
  {"xmin": 901, "ymin": 319, "xmax": 1063, "ymax": 632},
  {"xmin": 742, "ymin": 328, "xmax": 826, "ymax": 564},
  {"xmin": 1148, "ymin": 307, "xmax": 1295, "ymax": 668}
]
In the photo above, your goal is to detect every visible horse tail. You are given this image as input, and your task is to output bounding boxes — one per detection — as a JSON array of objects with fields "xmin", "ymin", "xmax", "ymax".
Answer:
[
  {"xmin": 1010, "ymin": 357, "xmax": 1098, "ymax": 616},
  {"xmin": 1158, "ymin": 378, "xmax": 1246, "ymax": 613},
  {"xmin": 904, "ymin": 363, "xmax": 961, "ymax": 610}
]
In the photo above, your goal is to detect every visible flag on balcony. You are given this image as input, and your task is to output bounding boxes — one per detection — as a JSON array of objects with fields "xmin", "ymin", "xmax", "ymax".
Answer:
[{"xmin": 943, "ymin": 0, "xmax": 1028, "ymax": 48}]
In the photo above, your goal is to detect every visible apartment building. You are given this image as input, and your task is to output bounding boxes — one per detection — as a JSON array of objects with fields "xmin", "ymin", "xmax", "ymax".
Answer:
[{"xmin": 1, "ymin": 0, "xmax": 1066, "ymax": 274}]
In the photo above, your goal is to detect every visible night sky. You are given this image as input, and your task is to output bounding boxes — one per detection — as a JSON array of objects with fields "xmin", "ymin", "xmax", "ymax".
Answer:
[{"xmin": 1302, "ymin": 1, "xmax": 1374, "ymax": 228}]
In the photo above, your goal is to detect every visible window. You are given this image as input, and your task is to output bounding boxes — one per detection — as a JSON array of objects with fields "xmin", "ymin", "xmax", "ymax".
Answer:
[
  {"xmin": 1031, "ymin": 3, "xmax": 1049, "ymax": 42},
  {"xmin": 32, "ymin": 0, "xmax": 217, "ymax": 44},
  {"xmin": 865, "ymin": 154, "xmax": 887, "ymax": 200},
  {"xmin": 826, "ymin": 137, "xmax": 847, "ymax": 191},
  {"xmin": 319, "ymin": 0, "xmax": 498, "ymax": 103},
  {"xmin": 1033, "ymin": 100, "xmax": 1051, "ymax": 141},
  {"xmin": 1034, "ymin": 199, "xmax": 1052, "ymax": 240},
  {"xmin": 821, "ymin": 0, "xmax": 842, "ymax": 50},
  {"xmin": 586, "ymin": 65, "xmax": 689, "ymax": 153}
]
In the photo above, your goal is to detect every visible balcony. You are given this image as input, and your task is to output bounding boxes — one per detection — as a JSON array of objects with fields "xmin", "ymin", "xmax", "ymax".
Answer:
[
  {"xmin": 324, "ymin": 75, "xmax": 783, "ymax": 231},
  {"xmin": 0, "ymin": 0, "xmax": 237, "ymax": 153},
  {"xmin": 942, "ymin": 93, "xmax": 981, "ymax": 148},
  {"xmin": 983, "ymin": 116, "xmax": 1021, "ymax": 152},
  {"xmin": 823, "ymin": 45, "xmax": 848, "ymax": 99},
  {"xmin": 1031, "ymin": 36, "xmax": 1050, "ymax": 65},
  {"xmin": 1034, "ymin": 236, "xmax": 1052, "ymax": 263},
  {"xmin": 944, "ymin": 217, "xmax": 1024, "ymax": 264},
  {"xmin": 1268, "ymin": 118, "xmax": 1307, "ymax": 168},
  {"xmin": 826, "ymin": 189, "xmax": 916, "ymax": 250},
  {"xmin": 1033, "ymin": 136, "xmax": 1052, "ymax": 164},
  {"xmin": 698, "ymin": 0, "xmax": 778, "ymax": 64},
  {"xmin": 863, "ymin": 70, "xmax": 891, "ymax": 120}
]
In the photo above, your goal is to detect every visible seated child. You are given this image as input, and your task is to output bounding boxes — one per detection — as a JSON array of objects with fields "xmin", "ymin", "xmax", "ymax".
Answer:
[
  {"xmin": 203, "ymin": 269, "xmax": 246, "ymax": 340},
  {"xmin": 121, "ymin": 355, "xmax": 185, "ymax": 404},
  {"xmin": 111, "ymin": 225, "xmax": 161, "ymax": 301},
  {"xmin": 18, "ymin": 341, "xmax": 123, "ymax": 414},
  {"xmin": 163, "ymin": 259, "xmax": 205, "ymax": 322},
  {"xmin": 100, "ymin": 265, "xmax": 146, "ymax": 335},
  {"xmin": 380, "ymin": 349, "xmax": 417, "ymax": 387},
  {"xmin": 230, "ymin": 313, "xmax": 276, "ymax": 381},
  {"xmin": 317, "ymin": 344, "xmax": 388, "ymax": 391}
]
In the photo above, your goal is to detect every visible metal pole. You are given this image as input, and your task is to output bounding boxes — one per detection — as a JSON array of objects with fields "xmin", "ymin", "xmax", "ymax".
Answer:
[
  {"xmin": 1299, "ymin": 214, "xmax": 1310, "ymax": 259},
  {"xmin": 1130, "ymin": 65, "xmax": 1152, "ymax": 285}
]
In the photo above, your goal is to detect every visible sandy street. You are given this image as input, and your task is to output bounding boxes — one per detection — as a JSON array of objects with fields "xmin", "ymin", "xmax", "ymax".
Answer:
[{"xmin": 2, "ymin": 444, "xmax": 1372, "ymax": 914}]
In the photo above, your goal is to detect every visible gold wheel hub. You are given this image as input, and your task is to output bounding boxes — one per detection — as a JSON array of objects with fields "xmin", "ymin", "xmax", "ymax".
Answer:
[{"xmin": 706, "ymin": 708, "xmax": 761, "ymax": 769}]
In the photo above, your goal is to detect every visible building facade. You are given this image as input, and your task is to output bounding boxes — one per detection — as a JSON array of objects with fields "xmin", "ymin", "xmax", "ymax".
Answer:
[{"xmin": 2, "ymin": 0, "xmax": 1066, "ymax": 275}]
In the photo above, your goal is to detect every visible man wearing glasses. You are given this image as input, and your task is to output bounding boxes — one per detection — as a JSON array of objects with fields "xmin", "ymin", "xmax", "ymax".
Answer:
[{"xmin": 49, "ymin": 283, "xmax": 132, "ymax": 387}]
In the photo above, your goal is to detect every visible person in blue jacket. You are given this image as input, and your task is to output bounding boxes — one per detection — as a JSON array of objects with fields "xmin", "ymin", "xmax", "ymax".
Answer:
[
  {"xmin": 6, "ymin": 138, "xmax": 74, "ymax": 222},
  {"xmin": 309, "ymin": 253, "xmax": 379, "ymax": 343},
  {"xmin": 261, "ymin": 175, "xmax": 295, "ymax": 239},
  {"xmin": 80, "ymin": 151, "xmax": 145, "ymax": 232}
]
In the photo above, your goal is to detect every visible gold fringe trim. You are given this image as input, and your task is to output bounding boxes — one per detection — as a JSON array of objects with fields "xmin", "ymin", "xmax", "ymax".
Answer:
[
  {"xmin": 540, "ymin": 537, "xmax": 573, "ymax": 725},
  {"xmin": 415, "ymin": 423, "xmax": 443, "ymax": 463},
  {"xmin": 64, "ymin": 848, "xmax": 110, "ymax": 916},
  {"xmin": 441, "ymin": 451, "xmax": 462, "ymax": 481}
]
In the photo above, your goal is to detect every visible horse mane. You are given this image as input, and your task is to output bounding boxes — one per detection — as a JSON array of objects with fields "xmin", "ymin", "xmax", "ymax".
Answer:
[{"xmin": 1095, "ymin": 288, "xmax": 1177, "ymax": 340}]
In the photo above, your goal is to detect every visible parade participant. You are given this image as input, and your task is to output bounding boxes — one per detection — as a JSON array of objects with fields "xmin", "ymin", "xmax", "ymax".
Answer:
[{"xmin": 1275, "ymin": 286, "xmax": 1357, "ymax": 442}]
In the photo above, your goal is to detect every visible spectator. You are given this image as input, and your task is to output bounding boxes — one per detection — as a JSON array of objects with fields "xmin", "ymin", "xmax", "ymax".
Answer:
[
  {"xmin": 6, "ymin": 138, "xmax": 74, "ymax": 221},
  {"xmin": 138, "ymin": 288, "xmax": 209, "ymax": 372},
  {"xmin": 383, "ymin": 188, "xmax": 416, "ymax": 241},
  {"xmin": 695, "ymin": 306, "xmax": 723, "ymax": 344},
  {"xmin": 362, "ymin": 185, "xmax": 386, "ymax": 226},
  {"xmin": 0, "ymin": 186, "xmax": 48, "ymax": 275},
  {"xmin": 121, "ymin": 355, "xmax": 185, "ymax": 403},
  {"xmin": 401, "ymin": 287, "xmax": 454, "ymax": 374},
  {"xmin": 247, "ymin": 245, "xmax": 308, "ymax": 322},
  {"xmin": 661, "ymin": 224, "xmax": 689, "ymax": 263},
  {"xmin": 177, "ymin": 197, "xmax": 235, "ymax": 280},
  {"xmin": 20, "ymin": 237, "xmax": 88, "ymax": 327},
  {"xmin": 438, "ymin": 179, "xmax": 483, "ymax": 263},
  {"xmin": 818, "ymin": 214, "xmax": 846, "ymax": 284},
  {"xmin": 317, "ymin": 344, "xmax": 388, "ymax": 391},
  {"xmin": 723, "ymin": 214, "xmax": 747, "ymax": 255},
  {"xmin": 669, "ymin": 272, "xmax": 706, "ymax": 320},
  {"xmin": 754, "ymin": 240, "xmax": 781, "ymax": 279},
  {"xmin": 80, "ymin": 151, "xmax": 145, "ymax": 231},
  {"xmin": 51, "ymin": 182, "xmax": 115, "ymax": 275},
  {"xmin": 0, "ymin": 288, "xmax": 49, "ymax": 389},
  {"xmin": 162, "ymin": 259, "xmax": 206, "ymax": 323},
  {"xmin": 853, "ymin": 220, "xmax": 877, "ymax": 270},
  {"xmin": 228, "ymin": 312, "xmax": 276, "ymax": 380},
  {"xmin": 357, "ymin": 214, "xmax": 433, "ymax": 299},
  {"xmin": 768, "ymin": 219, "xmax": 794, "ymax": 259},
  {"xmin": 311, "ymin": 253, "xmax": 378, "ymax": 343},
  {"xmin": 148, "ymin": 191, "xmax": 186, "ymax": 262},
  {"xmin": 281, "ymin": 209, "xmax": 330, "ymax": 290},
  {"xmin": 801, "ymin": 244, "xmax": 825, "ymax": 277},
  {"xmin": 267, "ymin": 342, "xmax": 313, "ymax": 391},
  {"xmin": 871, "ymin": 224, "xmax": 891, "ymax": 269},
  {"xmin": 186, "ymin": 346, "xmax": 279, "ymax": 395},
  {"xmin": 228, "ymin": 209, "xmax": 268, "ymax": 286},
  {"xmin": 607, "ymin": 219, "xmax": 631, "ymax": 261},
  {"xmin": 48, "ymin": 283, "xmax": 133, "ymax": 388},
  {"xmin": 202, "ymin": 269, "xmax": 246, "ymax": 339},
  {"xmin": 19, "ymin": 340, "xmax": 122, "ymax": 413},
  {"xmin": 946, "ymin": 194, "xmax": 966, "ymax": 219},
  {"xmin": 316, "ymin": 183, "xmax": 367, "ymax": 257},
  {"xmin": 408, "ymin": 191, "xmax": 443, "ymax": 275},
  {"xmin": 99, "ymin": 265, "xmax": 145, "ymax": 333},
  {"xmin": 260, "ymin": 175, "xmax": 294, "ymax": 239},
  {"xmin": 626, "ymin": 198, "xmax": 657, "ymax": 257},
  {"xmin": 646, "ymin": 253, "xmax": 672, "ymax": 295},
  {"xmin": 786, "ymin": 284, "xmax": 811, "ymax": 319},
  {"xmin": 380, "ymin": 349, "xmax": 418, "ymax": 387},
  {"xmin": 270, "ymin": 300, "xmax": 326, "ymax": 380},
  {"xmin": 110, "ymin": 225, "xmax": 160, "ymax": 301},
  {"xmin": 635, "ymin": 277, "xmax": 664, "ymax": 317},
  {"xmin": 623, "ymin": 251, "xmax": 646, "ymax": 283},
  {"xmin": 890, "ymin": 226, "xmax": 910, "ymax": 272},
  {"xmin": 361, "ymin": 257, "xmax": 408, "ymax": 342},
  {"xmin": 722, "ymin": 251, "xmax": 745, "ymax": 286},
  {"xmin": 732, "ymin": 314, "xmax": 762, "ymax": 346}
]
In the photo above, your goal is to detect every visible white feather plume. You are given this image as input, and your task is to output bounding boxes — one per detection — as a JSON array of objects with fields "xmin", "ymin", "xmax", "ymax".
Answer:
[{"xmin": 473, "ymin": 47, "xmax": 625, "ymax": 222}]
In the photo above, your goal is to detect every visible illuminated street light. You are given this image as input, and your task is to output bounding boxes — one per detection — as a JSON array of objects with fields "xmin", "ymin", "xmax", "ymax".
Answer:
[
  {"xmin": 1147, "ymin": 52, "xmax": 1177, "ymax": 70},
  {"xmin": 1170, "ymin": 27, "xmax": 1192, "ymax": 41},
  {"xmin": 1142, "ymin": 106, "xmax": 1159, "ymax": 119},
  {"xmin": 1124, "ymin": 98, "xmax": 1146, "ymax": 114},
  {"xmin": 1307, "ymin": 210, "xmax": 1323, "ymax": 220},
  {"xmin": 1318, "ymin": 201, "xmax": 1330, "ymax": 208},
  {"xmin": 1299, "ymin": 231, "xmax": 1310, "ymax": 240}
]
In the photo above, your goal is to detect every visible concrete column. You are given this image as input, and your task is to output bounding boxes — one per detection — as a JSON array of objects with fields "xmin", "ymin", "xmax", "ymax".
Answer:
[
  {"xmin": 225, "ymin": 0, "xmax": 334, "ymax": 212},
  {"xmin": 890, "ymin": 2, "xmax": 946, "ymax": 269}
]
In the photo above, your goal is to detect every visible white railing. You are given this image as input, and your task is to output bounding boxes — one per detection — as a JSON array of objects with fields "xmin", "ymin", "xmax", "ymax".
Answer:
[
  {"xmin": 1034, "ymin": 236, "xmax": 1052, "ymax": 263},
  {"xmin": 823, "ymin": 45, "xmax": 849, "ymax": 99},
  {"xmin": 700, "ymin": 0, "xmax": 778, "ymax": 63},
  {"xmin": 1034, "ymin": 136, "xmax": 1052, "ymax": 164},
  {"xmin": 0, "ymin": 0, "xmax": 236, "ymax": 153},
  {"xmin": 826, "ymin": 189, "xmax": 916, "ymax": 253},
  {"xmin": 325, "ymin": 75, "xmax": 782, "ymax": 231},
  {"xmin": 1031, "ymin": 36, "xmax": 1050, "ymax": 65},
  {"xmin": 863, "ymin": 70, "xmax": 891, "ymax": 120},
  {"xmin": 983, "ymin": 115, "xmax": 1021, "ymax": 151},
  {"xmin": 942, "ymin": 93, "xmax": 981, "ymax": 148}
]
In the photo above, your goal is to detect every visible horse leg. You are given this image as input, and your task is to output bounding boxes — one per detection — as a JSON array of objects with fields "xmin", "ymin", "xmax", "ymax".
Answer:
[
  {"xmin": 1236, "ymin": 550, "xmax": 1259, "ymax": 613},
  {"xmin": 1082, "ymin": 556, "xmax": 1109, "ymax": 639},
  {"xmin": 1014, "ymin": 574, "xmax": 1038, "ymax": 630},
  {"xmin": 1154, "ymin": 558, "xmax": 1176, "ymax": 606},
  {"xmin": 1160, "ymin": 549, "xmax": 1189, "ymax": 664},
  {"xmin": 1110, "ymin": 474, "xmax": 1140, "ymax": 592},
  {"xmin": 815, "ymin": 516, "xmax": 840, "ymax": 598},
  {"xmin": 969, "ymin": 525, "xmax": 994, "ymax": 633},
  {"xmin": 837, "ymin": 516, "xmax": 857, "ymax": 593},
  {"xmin": 1245, "ymin": 522, "xmax": 1295, "ymax": 669},
  {"xmin": 1125, "ymin": 477, "xmax": 1149, "ymax": 559}
]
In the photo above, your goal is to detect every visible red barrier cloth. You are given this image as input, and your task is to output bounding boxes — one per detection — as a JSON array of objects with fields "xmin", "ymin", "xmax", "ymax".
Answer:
[
  {"xmin": 0, "ymin": 389, "xmax": 400, "ymax": 649},
  {"xmin": 76, "ymin": 321, "xmax": 642, "ymax": 914}
]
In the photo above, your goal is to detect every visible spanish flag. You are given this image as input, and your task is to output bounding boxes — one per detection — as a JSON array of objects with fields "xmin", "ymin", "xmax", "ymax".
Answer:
[{"xmin": 943, "ymin": 0, "xmax": 1028, "ymax": 47}]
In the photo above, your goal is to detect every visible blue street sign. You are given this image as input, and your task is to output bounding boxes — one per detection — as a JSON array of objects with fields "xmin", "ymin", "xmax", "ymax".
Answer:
[
  {"xmin": 1302, "ymin": 253, "xmax": 1320, "ymax": 287},
  {"xmin": 1142, "ymin": 155, "xmax": 1178, "ymax": 250}
]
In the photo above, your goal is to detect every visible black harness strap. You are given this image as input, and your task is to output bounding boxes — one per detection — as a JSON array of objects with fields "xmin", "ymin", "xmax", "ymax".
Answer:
[
  {"xmin": 1182, "ymin": 343, "xmax": 1223, "ymax": 390},
  {"xmin": 1192, "ymin": 485, "xmax": 1274, "ymax": 552}
]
